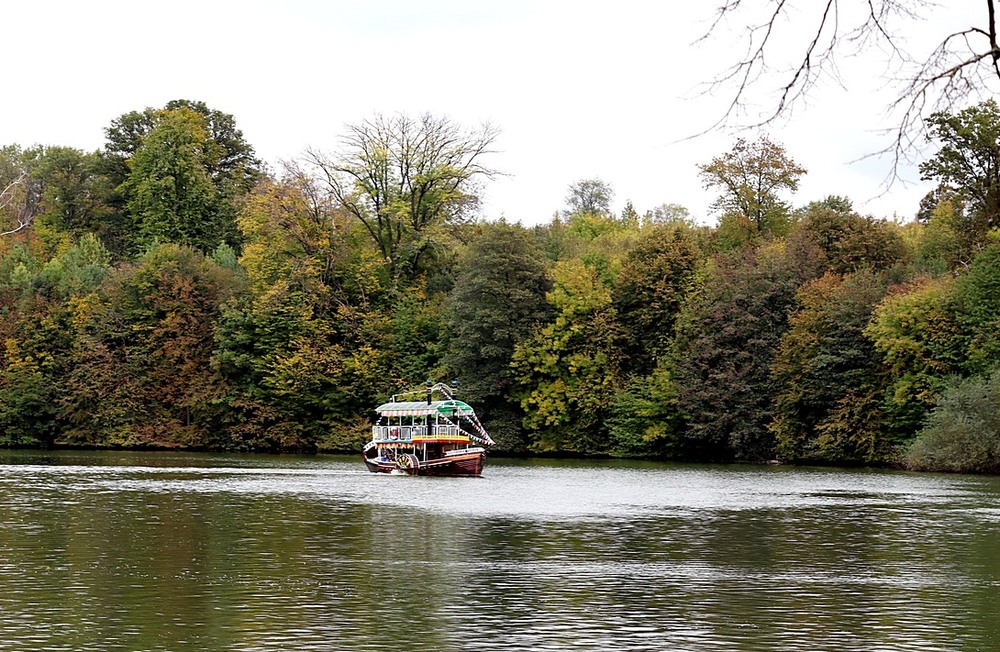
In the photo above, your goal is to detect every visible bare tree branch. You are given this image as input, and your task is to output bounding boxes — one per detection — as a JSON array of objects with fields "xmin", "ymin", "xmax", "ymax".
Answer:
[
  {"xmin": 701, "ymin": 0, "xmax": 1000, "ymax": 185},
  {"xmin": 1, "ymin": 172, "xmax": 38, "ymax": 237}
]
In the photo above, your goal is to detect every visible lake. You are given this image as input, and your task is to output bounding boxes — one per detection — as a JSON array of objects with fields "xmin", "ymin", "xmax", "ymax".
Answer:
[{"xmin": 1, "ymin": 451, "xmax": 998, "ymax": 651}]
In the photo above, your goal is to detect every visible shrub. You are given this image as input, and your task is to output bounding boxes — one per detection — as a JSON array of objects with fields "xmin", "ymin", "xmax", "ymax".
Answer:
[{"xmin": 905, "ymin": 370, "xmax": 1000, "ymax": 473}]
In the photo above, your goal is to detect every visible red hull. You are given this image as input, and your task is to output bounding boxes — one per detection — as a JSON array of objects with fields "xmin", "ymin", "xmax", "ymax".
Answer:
[{"xmin": 363, "ymin": 451, "xmax": 486, "ymax": 477}]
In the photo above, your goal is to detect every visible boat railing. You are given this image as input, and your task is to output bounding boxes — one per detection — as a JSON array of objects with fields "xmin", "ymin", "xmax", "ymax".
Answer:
[
  {"xmin": 371, "ymin": 425, "xmax": 413, "ymax": 442},
  {"xmin": 444, "ymin": 447, "xmax": 484, "ymax": 457},
  {"xmin": 371, "ymin": 424, "xmax": 464, "ymax": 441}
]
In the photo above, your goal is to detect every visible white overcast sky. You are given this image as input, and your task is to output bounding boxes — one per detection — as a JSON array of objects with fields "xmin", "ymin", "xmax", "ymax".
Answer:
[{"xmin": 1, "ymin": 1, "xmax": 987, "ymax": 225}]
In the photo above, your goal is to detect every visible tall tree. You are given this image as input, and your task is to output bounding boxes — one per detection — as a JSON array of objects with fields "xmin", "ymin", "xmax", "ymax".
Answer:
[
  {"xmin": 920, "ymin": 100, "xmax": 1000, "ymax": 252},
  {"xmin": 444, "ymin": 221, "xmax": 552, "ymax": 451},
  {"xmin": 512, "ymin": 259, "xmax": 622, "ymax": 454},
  {"xmin": 105, "ymin": 100, "xmax": 262, "ymax": 254},
  {"xmin": 104, "ymin": 99, "xmax": 261, "ymax": 192},
  {"xmin": 699, "ymin": 137, "xmax": 805, "ymax": 240},
  {"xmin": 216, "ymin": 171, "xmax": 390, "ymax": 452},
  {"xmin": 306, "ymin": 113, "xmax": 499, "ymax": 286},
  {"xmin": 614, "ymin": 223, "xmax": 700, "ymax": 375},
  {"xmin": 771, "ymin": 271, "xmax": 893, "ymax": 463},
  {"xmin": 564, "ymin": 178, "xmax": 614, "ymax": 217},
  {"xmin": 672, "ymin": 245, "xmax": 801, "ymax": 461},
  {"xmin": 124, "ymin": 107, "xmax": 224, "ymax": 251}
]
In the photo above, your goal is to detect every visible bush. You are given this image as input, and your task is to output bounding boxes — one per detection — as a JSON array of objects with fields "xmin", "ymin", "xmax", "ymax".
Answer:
[{"xmin": 905, "ymin": 370, "xmax": 1000, "ymax": 473}]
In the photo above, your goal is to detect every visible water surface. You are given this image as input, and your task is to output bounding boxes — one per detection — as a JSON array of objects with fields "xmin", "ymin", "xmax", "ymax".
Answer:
[{"xmin": 1, "ymin": 451, "xmax": 998, "ymax": 651}]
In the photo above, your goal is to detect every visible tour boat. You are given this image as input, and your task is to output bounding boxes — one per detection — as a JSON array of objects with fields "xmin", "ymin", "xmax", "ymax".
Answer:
[{"xmin": 362, "ymin": 382, "xmax": 495, "ymax": 476}]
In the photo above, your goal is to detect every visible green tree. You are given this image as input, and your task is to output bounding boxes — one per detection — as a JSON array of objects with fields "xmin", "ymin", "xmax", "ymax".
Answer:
[
  {"xmin": 24, "ymin": 146, "xmax": 113, "ymax": 242},
  {"xmin": 105, "ymin": 100, "xmax": 261, "ymax": 255},
  {"xmin": 607, "ymin": 362, "xmax": 684, "ymax": 458},
  {"xmin": 512, "ymin": 258, "xmax": 622, "ymax": 454},
  {"xmin": 123, "ymin": 108, "xmax": 230, "ymax": 252},
  {"xmin": 913, "ymin": 198, "xmax": 967, "ymax": 272},
  {"xmin": 0, "ymin": 339, "xmax": 58, "ymax": 446},
  {"xmin": 614, "ymin": 223, "xmax": 700, "ymax": 375},
  {"xmin": 865, "ymin": 276, "xmax": 965, "ymax": 437},
  {"xmin": 104, "ymin": 99, "xmax": 261, "ymax": 192},
  {"xmin": 920, "ymin": 100, "xmax": 1000, "ymax": 250},
  {"xmin": 954, "ymin": 242, "xmax": 1000, "ymax": 374},
  {"xmin": 771, "ymin": 271, "xmax": 894, "ymax": 463},
  {"xmin": 672, "ymin": 244, "xmax": 800, "ymax": 461},
  {"xmin": 699, "ymin": 137, "xmax": 805, "ymax": 241},
  {"xmin": 0, "ymin": 232, "xmax": 112, "ymax": 447},
  {"xmin": 0, "ymin": 302, "xmax": 75, "ymax": 447},
  {"xmin": 444, "ymin": 221, "xmax": 552, "ymax": 451},
  {"xmin": 564, "ymin": 178, "xmax": 614, "ymax": 217},
  {"xmin": 307, "ymin": 113, "xmax": 499, "ymax": 286}
]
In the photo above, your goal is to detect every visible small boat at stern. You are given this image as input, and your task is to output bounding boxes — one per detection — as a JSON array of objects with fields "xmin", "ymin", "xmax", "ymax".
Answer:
[{"xmin": 362, "ymin": 382, "xmax": 495, "ymax": 477}]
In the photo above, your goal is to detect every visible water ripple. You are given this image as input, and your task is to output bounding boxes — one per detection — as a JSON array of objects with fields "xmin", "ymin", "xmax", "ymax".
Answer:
[{"xmin": 1, "ymin": 453, "xmax": 999, "ymax": 650}]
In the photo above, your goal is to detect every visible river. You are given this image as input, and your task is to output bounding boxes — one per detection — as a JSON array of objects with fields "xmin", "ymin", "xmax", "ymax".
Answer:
[{"xmin": 1, "ymin": 451, "xmax": 998, "ymax": 651}]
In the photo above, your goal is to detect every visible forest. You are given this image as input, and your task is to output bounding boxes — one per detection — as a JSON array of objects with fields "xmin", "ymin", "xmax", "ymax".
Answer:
[{"xmin": 4, "ymin": 99, "xmax": 1000, "ymax": 473}]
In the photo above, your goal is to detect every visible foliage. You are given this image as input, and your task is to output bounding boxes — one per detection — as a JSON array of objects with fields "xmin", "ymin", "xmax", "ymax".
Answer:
[
  {"xmin": 786, "ymin": 199, "xmax": 908, "ymax": 278},
  {"xmin": 699, "ymin": 137, "xmax": 806, "ymax": 240},
  {"xmin": 124, "ymin": 108, "xmax": 229, "ymax": 253},
  {"xmin": 865, "ymin": 276, "xmax": 965, "ymax": 438},
  {"xmin": 215, "ymin": 171, "xmax": 392, "ymax": 451},
  {"xmin": 0, "ymin": 145, "xmax": 41, "ymax": 238},
  {"xmin": 307, "ymin": 113, "xmax": 499, "ymax": 285},
  {"xmin": 906, "ymin": 370, "xmax": 1000, "ymax": 474},
  {"xmin": 672, "ymin": 245, "xmax": 800, "ymax": 461},
  {"xmin": 564, "ymin": 178, "xmax": 614, "ymax": 217},
  {"xmin": 24, "ymin": 146, "xmax": 114, "ymax": 243},
  {"xmin": 607, "ymin": 362, "xmax": 684, "ymax": 458},
  {"xmin": 771, "ymin": 271, "xmax": 894, "ymax": 463},
  {"xmin": 0, "ymin": 304, "xmax": 74, "ymax": 447},
  {"xmin": 9, "ymin": 103, "xmax": 1000, "ymax": 470},
  {"xmin": 920, "ymin": 100, "xmax": 1000, "ymax": 250},
  {"xmin": 106, "ymin": 99, "xmax": 262, "ymax": 255},
  {"xmin": 104, "ymin": 99, "xmax": 261, "ymax": 191},
  {"xmin": 444, "ymin": 221, "xmax": 552, "ymax": 451},
  {"xmin": 614, "ymin": 223, "xmax": 700, "ymax": 375},
  {"xmin": 912, "ymin": 198, "xmax": 968, "ymax": 272},
  {"xmin": 512, "ymin": 259, "xmax": 622, "ymax": 454},
  {"xmin": 949, "ymin": 243, "xmax": 1000, "ymax": 379},
  {"xmin": 60, "ymin": 244, "xmax": 239, "ymax": 448},
  {"xmin": 643, "ymin": 203, "xmax": 695, "ymax": 227}
]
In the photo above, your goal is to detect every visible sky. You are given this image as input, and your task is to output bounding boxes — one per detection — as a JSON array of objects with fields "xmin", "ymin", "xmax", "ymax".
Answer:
[{"xmin": 1, "ymin": 1, "xmax": 987, "ymax": 225}]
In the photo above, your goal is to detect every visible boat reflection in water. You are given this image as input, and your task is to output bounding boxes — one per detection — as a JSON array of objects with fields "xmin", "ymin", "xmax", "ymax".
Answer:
[{"xmin": 362, "ymin": 382, "xmax": 494, "ymax": 477}]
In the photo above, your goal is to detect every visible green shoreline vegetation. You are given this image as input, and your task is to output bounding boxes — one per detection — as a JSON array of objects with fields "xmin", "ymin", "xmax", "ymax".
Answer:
[{"xmin": 5, "ymin": 100, "xmax": 1000, "ymax": 474}]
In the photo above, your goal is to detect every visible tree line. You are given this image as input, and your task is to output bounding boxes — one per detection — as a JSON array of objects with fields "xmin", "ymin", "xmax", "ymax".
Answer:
[{"xmin": 4, "ymin": 99, "xmax": 1000, "ymax": 473}]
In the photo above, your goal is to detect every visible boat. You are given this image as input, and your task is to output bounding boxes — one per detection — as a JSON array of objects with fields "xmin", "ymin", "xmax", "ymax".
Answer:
[{"xmin": 362, "ymin": 382, "xmax": 495, "ymax": 476}]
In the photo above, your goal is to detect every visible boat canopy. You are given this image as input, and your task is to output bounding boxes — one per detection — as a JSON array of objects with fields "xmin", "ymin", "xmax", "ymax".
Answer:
[{"xmin": 375, "ymin": 400, "xmax": 476, "ymax": 418}]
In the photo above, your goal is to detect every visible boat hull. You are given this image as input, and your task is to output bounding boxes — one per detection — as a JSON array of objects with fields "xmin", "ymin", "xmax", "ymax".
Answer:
[{"xmin": 363, "ymin": 451, "xmax": 486, "ymax": 477}]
